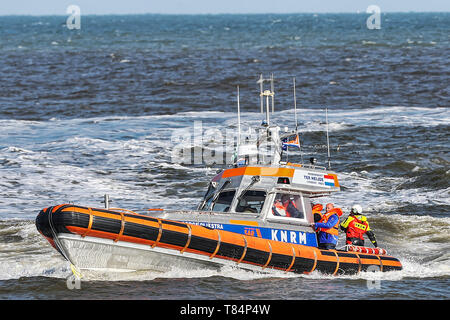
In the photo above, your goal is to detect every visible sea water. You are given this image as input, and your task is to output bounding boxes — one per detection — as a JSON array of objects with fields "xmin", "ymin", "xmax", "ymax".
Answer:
[{"xmin": 0, "ymin": 13, "xmax": 448, "ymax": 300}]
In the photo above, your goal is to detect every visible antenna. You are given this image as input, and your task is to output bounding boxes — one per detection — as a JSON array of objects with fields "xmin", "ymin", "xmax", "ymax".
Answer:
[
  {"xmin": 293, "ymin": 77, "xmax": 304, "ymax": 164},
  {"xmin": 326, "ymin": 108, "xmax": 331, "ymax": 169},
  {"xmin": 264, "ymin": 90, "xmax": 271, "ymax": 125},
  {"xmin": 258, "ymin": 74, "xmax": 264, "ymax": 114},
  {"xmin": 257, "ymin": 75, "xmax": 275, "ymax": 126},
  {"xmin": 270, "ymin": 73, "xmax": 274, "ymax": 114},
  {"xmin": 293, "ymin": 77, "xmax": 298, "ymax": 130},
  {"xmin": 237, "ymin": 85, "xmax": 241, "ymax": 146}
]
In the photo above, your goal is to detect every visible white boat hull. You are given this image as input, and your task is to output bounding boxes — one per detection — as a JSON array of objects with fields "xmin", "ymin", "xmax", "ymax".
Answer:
[{"xmin": 57, "ymin": 233, "xmax": 235, "ymax": 273}]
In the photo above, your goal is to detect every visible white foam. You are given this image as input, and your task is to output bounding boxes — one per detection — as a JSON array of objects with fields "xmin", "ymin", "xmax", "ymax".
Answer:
[
  {"xmin": 0, "ymin": 106, "xmax": 448, "ymax": 281},
  {"xmin": 0, "ymin": 220, "xmax": 70, "ymax": 280}
]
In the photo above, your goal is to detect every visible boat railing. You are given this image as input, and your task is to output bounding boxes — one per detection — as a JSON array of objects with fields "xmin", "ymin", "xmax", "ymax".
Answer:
[{"xmin": 297, "ymin": 163, "xmax": 328, "ymax": 171}]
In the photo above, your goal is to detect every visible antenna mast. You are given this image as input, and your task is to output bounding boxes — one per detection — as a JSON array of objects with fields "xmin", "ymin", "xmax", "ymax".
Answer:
[
  {"xmin": 257, "ymin": 75, "xmax": 275, "ymax": 126},
  {"xmin": 237, "ymin": 86, "xmax": 241, "ymax": 146},
  {"xmin": 326, "ymin": 108, "xmax": 331, "ymax": 169},
  {"xmin": 258, "ymin": 74, "xmax": 264, "ymax": 114},
  {"xmin": 293, "ymin": 77, "xmax": 298, "ymax": 130},
  {"xmin": 292, "ymin": 77, "xmax": 304, "ymax": 164},
  {"xmin": 270, "ymin": 73, "xmax": 274, "ymax": 114}
]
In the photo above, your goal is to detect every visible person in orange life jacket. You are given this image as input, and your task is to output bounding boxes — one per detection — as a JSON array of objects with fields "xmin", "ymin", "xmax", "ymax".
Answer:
[
  {"xmin": 310, "ymin": 203, "xmax": 343, "ymax": 250},
  {"xmin": 340, "ymin": 204, "xmax": 378, "ymax": 247},
  {"xmin": 311, "ymin": 203, "xmax": 324, "ymax": 222},
  {"xmin": 287, "ymin": 195, "xmax": 303, "ymax": 218},
  {"xmin": 272, "ymin": 197, "xmax": 287, "ymax": 216},
  {"xmin": 272, "ymin": 194, "xmax": 303, "ymax": 218}
]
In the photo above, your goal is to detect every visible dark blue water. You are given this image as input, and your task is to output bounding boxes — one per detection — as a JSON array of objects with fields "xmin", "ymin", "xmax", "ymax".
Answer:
[
  {"xmin": 1, "ymin": 13, "xmax": 448, "ymax": 120},
  {"xmin": 0, "ymin": 13, "xmax": 448, "ymax": 300}
]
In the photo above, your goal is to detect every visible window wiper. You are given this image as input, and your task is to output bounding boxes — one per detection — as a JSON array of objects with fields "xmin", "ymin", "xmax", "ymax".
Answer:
[
  {"xmin": 236, "ymin": 175, "xmax": 260, "ymax": 202},
  {"xmin": 211, "ymin": 180, "xmax": 231, "ymax": 203},
  {"xmin": 197, "ymin": 181, "xmax": 217, "ymax": 210}
]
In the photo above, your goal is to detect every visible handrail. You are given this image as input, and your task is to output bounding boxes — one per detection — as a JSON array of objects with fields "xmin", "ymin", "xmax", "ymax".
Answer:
[
  {"xmin": 180, "ymin": 224, "xmax": 192, "ymax": 254},
  {"xmin": 114, "ymin": 210, "xmax": 125, "ymax": 242},
  {"xmin": 152, "ymin": 219, "xmax": 163, "ymax": 248},
  {"xmin": 209, "ymin": 229, "xmax": 221, "ymax": 259},
  {"xmin": 262, "ymin": 241, "xmax": 273, "ymax": 269},
  {"xmin": 81, "ymin": 207, "xmax": 94, "ymax": 238},
  {"xmin": 236, "ymin": 235, "xmax": 247, "ymax": 265},
  {"xmin": 285, "ymin": 245, "xmax": 296, "ymax": 273}
]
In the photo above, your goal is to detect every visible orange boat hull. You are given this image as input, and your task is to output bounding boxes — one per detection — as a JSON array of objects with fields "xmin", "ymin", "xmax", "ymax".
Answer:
[{"xmin": 36, "ymin": 204, "xmax": 402, "ymax": 274}]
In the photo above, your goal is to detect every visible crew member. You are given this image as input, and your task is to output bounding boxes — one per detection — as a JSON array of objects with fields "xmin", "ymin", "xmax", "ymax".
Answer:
[
  {"xmin": 310, "ymin": 203, "xmax": 343, "ymax": 250},
  {"xmin": 340, "ymin": 204, "xmax": 378, "ymax": 247},
  {"xmin": 311, "ymin": 203, "xmax": 323, "ymax": 222},
  {"xmin": 272, "ymin": 197, "xmax": 287, "ymax": 216},
  {"xmin": 285, "ymin": 195, "xmax": 303, "ymax": 218},
  {"xmin": 272, "ymin": 194, "xmax": 303, "ymax": 218}
]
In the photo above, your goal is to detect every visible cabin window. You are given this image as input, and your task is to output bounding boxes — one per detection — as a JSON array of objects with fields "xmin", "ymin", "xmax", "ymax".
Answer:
[
  {"xmin": 235, "ymin": 190, "xmax": 266, "ymax": 214},
  {"xmin": 271, "ymin": 193, "xmax": 304, "ymax": 219},
  {"xmin": 200, "ymin": 195, "xmax": 214, "ymax": 211},
  {"xmin": 211, "ymin": 190, "xmax": 236, "ymax": 212},
  {"xmin": 198, "ymin": 183, "xmax": 217, "ymax": 210}
]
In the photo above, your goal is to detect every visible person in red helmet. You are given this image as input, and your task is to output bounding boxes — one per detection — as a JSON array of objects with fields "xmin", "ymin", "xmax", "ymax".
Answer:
[{"xmin": 340, "ymin": 204, "xmax": 378, "ymax": 247}]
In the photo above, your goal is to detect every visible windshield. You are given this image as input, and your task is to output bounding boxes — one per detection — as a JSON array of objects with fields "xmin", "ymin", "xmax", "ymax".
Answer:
[
  {"xmin": 235, "ymin": 190, "xmax": 266, "ymax": 214},
  {"xmin": 211, "ymin": 190, "xmax": 236, "ymax": 212}
]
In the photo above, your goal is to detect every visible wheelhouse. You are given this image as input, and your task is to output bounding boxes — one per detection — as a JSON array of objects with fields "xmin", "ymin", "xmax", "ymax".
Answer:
[{"xmin": 197, "ymin": 164, "xmax": 339, "ymax": 226}]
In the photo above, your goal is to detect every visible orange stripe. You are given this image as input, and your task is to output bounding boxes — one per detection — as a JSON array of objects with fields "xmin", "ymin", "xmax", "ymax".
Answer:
[
  {"xmin": 52, "ymin": 204, "xmax": 67, "ymax": 212},
  {"xmin": 67, "ymin": 226, "xmax": 152, "ymax": 245},
  {"xmin": 229, "ymin": 219, "xmax": 258, "ymax": 226},
  {"xmin": 380, "ymin": 259, "xmax": 401, "ymax": 267},
  {"xmin": 62, "ymin": 207, "xmax": 399, "ymax": 273},
  {"xmin": 222, "ymin": 166, "xmax": 295, "ymax": 178}
]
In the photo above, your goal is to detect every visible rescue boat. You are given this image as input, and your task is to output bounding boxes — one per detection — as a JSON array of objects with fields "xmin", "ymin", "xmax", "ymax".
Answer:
[{"xmin": 35, "ymin": 75, "xmax": 402, "ymax": 275}]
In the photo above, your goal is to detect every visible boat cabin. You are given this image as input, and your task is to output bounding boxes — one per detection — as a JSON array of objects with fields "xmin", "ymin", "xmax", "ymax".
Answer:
[{"xmin": 198, "ymin": 163, "xmax": 340, "ymax": 226}]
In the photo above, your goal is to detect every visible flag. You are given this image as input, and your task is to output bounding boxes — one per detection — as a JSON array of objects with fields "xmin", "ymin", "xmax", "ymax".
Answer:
[
  {"xmin": 282, "ymin": 133, "xmax": 300, "ymax": 150},
  {"xmin": 323, "ymin": 174, "xmax": 336, "ymax": 187}
]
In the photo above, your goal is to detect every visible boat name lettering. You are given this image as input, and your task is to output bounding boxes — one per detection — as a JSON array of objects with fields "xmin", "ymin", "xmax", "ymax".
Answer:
[
  {"xmin": 200, "ymin": 222, "xmax": 223, "ymax": 229},
  {"xmin": 292, "ymin": 170, "xmax": 328, "ymax": 187},
  {"xmin": 244, "ymin": 227, "xmax": 262, "ymax": 238},
  {"xmin": 304, "ymin": 173, "xmax": 324, "ymax": 183},
  {"xmin": 182, "ymin": 221, "xmax": 224, "ymax": 230},
  {"xmin": 271, "ymin": 229, "xmax": 307, "ymax": 244}
]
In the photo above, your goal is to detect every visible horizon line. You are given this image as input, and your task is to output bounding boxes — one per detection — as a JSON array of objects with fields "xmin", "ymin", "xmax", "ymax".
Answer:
[{"xmin": 0, "ymin": 10, "xmax": 449, "ymax": 17}]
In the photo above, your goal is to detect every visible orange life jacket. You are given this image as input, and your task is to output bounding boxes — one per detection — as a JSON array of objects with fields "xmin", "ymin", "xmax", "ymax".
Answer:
[
  {"xmin": 284, "ymin": 200, "xmax": 300, "ymax": 217},
  {"xmin": 317, "ymin": 208, "xmax": 342, "ymax": 236},
  {"xmin": 272, "ymin": 201, "xmax": 287, "ymax": 216},
  {"xmin": 312, "ymin": 204, "xmax": 323, "ymax": 214},
  {"xmin": 312, "ymin": 204, "xmax": 323, "ymax": 222}
]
